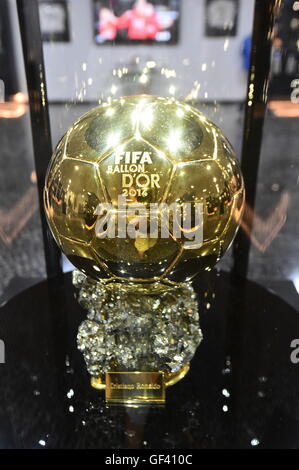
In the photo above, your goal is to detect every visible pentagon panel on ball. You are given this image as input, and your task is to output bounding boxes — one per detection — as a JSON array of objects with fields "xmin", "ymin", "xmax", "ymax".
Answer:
[{"xmin": 44, "ymin": 95, "xmax": 245, "ymax": 287}]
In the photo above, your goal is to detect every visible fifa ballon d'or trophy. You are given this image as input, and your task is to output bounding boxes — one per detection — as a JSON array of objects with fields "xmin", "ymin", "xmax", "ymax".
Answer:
[{"xmin": 44, "ymin": 95, "xmax": 244, "ymax": 404}]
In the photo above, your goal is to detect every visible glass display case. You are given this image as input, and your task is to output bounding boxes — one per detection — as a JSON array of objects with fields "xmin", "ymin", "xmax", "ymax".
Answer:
[{"xmin": 0, "ymin": 0, "xmax": 299, "ymax": 450}]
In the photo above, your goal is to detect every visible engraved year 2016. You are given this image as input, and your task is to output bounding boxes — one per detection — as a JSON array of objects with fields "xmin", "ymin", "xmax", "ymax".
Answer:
[{"xmin": 122, "ymin": 188, "xmax": 148, "ymax": 197}]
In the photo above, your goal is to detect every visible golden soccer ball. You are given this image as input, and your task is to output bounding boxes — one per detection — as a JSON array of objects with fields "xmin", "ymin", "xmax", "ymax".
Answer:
[{"xmin": 44, "ymin": 95, "xmax": 244, "ymax": 286}]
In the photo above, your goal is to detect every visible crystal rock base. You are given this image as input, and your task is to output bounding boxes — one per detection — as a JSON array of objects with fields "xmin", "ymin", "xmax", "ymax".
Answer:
[{"xmin": 74, "ymin": 270, "xmax": 203, "ymax": 383}]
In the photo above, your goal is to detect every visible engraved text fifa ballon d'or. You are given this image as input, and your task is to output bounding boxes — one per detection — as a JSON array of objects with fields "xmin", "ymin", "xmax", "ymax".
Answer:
[{"xmin": 44, "ymin": 96, "xmax": 245, "ymax": 287}]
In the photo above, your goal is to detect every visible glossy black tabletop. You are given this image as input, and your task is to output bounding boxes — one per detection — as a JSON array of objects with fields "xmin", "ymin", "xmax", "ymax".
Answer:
[{"xmin": 0, "ymin": 270, "xmax": 299, "ymax": 449}]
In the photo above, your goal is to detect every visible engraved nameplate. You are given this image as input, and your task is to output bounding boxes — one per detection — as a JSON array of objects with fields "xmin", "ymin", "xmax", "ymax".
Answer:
[{"xmin": 105, "ymin": 371, "xmax": 165, "ymax": 404}]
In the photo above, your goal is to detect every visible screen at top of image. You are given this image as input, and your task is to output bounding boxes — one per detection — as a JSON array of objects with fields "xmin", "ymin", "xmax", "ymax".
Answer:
[{"xmin": 94, "ymin": 0, "xmax": 180, "ymax": 44}]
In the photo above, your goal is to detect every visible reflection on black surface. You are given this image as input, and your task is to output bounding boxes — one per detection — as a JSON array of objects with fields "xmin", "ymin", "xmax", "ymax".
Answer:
[{"xmin": 0, "ymin": 271, "xmax": 299, "ymax": 449}]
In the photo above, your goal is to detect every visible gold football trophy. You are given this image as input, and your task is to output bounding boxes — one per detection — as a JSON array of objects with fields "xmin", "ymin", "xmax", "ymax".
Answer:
[{"xmin": 44, "ymin": 95, "xmax": 244, "ymax": 404}]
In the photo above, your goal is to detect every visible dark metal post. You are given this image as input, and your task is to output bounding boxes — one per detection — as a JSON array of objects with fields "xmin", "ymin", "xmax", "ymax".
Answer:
[
  {"xmin": 233, "ymin": 0, "xmax": 281, "ymax": 278},
  {"xmin": 0, "ymin": 0, "xmax": 19, "ymax": 98},
  {"xmin": 16, "ymin": 0, "xmax": 62, "ymax": 280}
]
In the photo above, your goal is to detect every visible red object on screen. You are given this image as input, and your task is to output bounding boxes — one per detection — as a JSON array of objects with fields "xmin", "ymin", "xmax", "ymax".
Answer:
[
  {"xmin": 117, "ymin": 0, "xmax": 160, "ymax": 40},
  {"xmin": 99, "ymin": 8, "xmax": 118, "ymax": 40}
]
